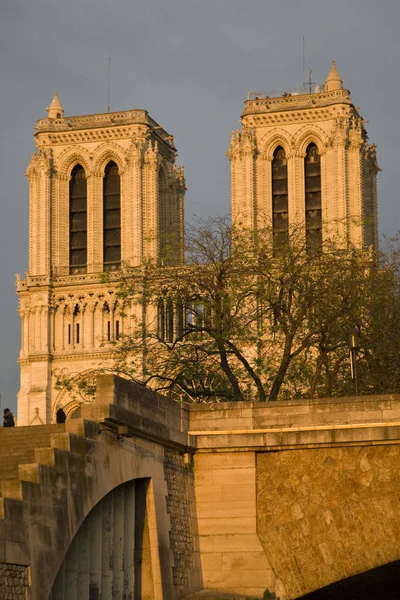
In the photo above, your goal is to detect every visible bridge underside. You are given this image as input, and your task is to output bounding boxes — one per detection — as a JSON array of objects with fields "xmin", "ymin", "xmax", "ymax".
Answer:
[
  {"xmin": 298, "ymin": 560, "xmax": 400, "ymax": 599},
  {"xmin": 49, "ymin": 479, "xmax": 153, "ymax": 600}
]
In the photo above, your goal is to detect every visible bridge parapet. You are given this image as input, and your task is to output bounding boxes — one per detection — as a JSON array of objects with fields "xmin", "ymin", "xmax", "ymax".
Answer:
[
  {"xmin": 190, "ymin": 393, "xmax": 400, "ymax": 431},
  {"xmin": 0, "ymin": 376, "xmax": 200, "ymax": 600},
  {"xmin": 189, "ymin": 393, "xmax": 400, "ymax": 450},
  {"xmin": 2, "ymin": 383, "xmax": 400, "ymax": 599}
]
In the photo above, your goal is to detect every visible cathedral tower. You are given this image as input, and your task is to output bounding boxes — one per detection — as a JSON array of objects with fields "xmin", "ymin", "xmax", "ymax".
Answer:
[
  {"xmin": 228, "ymin": 62, "xmax": 380, "ymax": 250},
  {"xmin": 17, "ymin": 95, "xmax": 185, "ymax": 425}
]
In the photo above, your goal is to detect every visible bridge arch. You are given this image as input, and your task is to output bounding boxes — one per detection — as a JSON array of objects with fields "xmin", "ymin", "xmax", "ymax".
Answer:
[
  {"xmin": 49, "ymin": 478, "xmax": 155, "ymax": 600},
  {"xmin": 32, "ymin": 422, "xmax": 173, "ymax": 600},
  {"xmin": 0, "ymin": 376, "xmax": 196, "ymax": 600}
]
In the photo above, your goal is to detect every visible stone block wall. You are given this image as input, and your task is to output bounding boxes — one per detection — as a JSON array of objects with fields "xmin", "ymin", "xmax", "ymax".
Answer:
[
  {"xmin": 189, "ymin": 394, "xmax": 400, "ymax": 433},
  {"xmin": 193, "ymin": 451, "xmax": 276, "ymax": 598},
  {"xmin": 257, "ymin": 445, "xmax": 400, "ymax": 599},
  {"xmin": 0, "ymin": 563, "xmax": 28, "ymax": 600},
  {"xmin": 164, "ymin": 449, "xmax": 201, "ymax": 599}
]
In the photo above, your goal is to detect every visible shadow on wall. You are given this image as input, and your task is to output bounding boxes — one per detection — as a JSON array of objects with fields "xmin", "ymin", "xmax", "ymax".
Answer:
[
  {"xmin": 297, "ymin": 560, "xmax": 400, "ymax": 600},
  {"xmin": 49, "ymin": 478, "xmax": 154, "ymax": 599}
]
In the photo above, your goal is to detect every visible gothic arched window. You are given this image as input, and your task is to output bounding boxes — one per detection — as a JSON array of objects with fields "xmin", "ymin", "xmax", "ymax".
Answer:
[
  {"xmin": 103, "ymin": 161, "xmax": 121, "ymax": 270},
  {"xmin": 305, "ymin": 143, "xmax": 322, "ymax": 251},
  {"xmin": 166, "ymin": 299, "xmax": 174, "ymax": 343},
  {"xmin": 272, "ymin": 146, "xmax": 288, "ymax": 250},
  {"xmin": 176, "ymin": 298, "xmax": 184, "ymax": 338},
  {"xmin": 69, "ymin": 164, "xmax": 87, "ymax": 274},
  {"xmin": 157, "ymin": 299, "xmax": 165, "ymax": 341}
]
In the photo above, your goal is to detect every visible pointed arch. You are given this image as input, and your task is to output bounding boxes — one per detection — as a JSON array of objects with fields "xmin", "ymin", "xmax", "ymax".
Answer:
[
  {"xmin": 260, "ymin": 130, "xmax": 293, "ymax": 160},
  {"xmin": 103, "ymin": 161, "xmax": 121, "ymax": 270},
  {"xmin": 305, "ymin": 143, "xmax": 322, "ymax": 251},
  {"xmin": 92, "ymin": 143, "xmax": 126, "ymax": 176},
  {"xmin": 69, "ymin": 164, "xmax": 87, "ymax": 274},
  {"xmin": 294, "ymin": 125, "xmax": 327, "ymax": 157},
  {"xmin": 57, "ymin": 147, "xmax": 92, "ymax": 179},
  {"xmin": 272, "ymin": 146, "xmax": 289, "ymax": 250}
]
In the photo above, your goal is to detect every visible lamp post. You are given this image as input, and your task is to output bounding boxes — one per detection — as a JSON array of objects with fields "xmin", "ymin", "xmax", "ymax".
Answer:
[{"xmin": 348, "ymin": 327, "xmax": 360, "ymax": 396}]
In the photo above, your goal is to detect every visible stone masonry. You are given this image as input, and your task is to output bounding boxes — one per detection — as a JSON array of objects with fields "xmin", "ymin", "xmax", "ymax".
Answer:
[
  {"xmin": 0, "ymin": 564, "xmax": 28, "ymax": 600},
  {"xmin": 164, "ymin": 448, "xmax": 196, "ymax": 598},
  {"xmin": 17, "ymin": 62, "xmax": 379, "ymax": 429},
  {"xmin": 2, "ymin": 379, "xmax": 400, "ymax": 599}
]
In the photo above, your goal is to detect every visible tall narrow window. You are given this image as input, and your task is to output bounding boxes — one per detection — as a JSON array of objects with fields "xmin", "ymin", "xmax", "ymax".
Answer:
[
  {"xmin": 157, "ymin": 299, "xmax": 165, "ymax": 341},
  {"xmin": 176, "ymin": 298, "xmax": 184, "ymax": 338},
  {"xmin": 166, "ymin": 299, "xmax": 174, "ymax": 343},
  {"xmin": 272, "ymin": 147, "xmax": 289, "ymax": 250},
  {"xmin": 305, "ymin": 143, "xmax": 322, "ymax": 251},
  {"xmin": 69, "ymin": 165, "xmax": 87, "ymax": 274},
  {"xmin": 103, "ymin": 161, "xmax": 121, "ymax": 270}
]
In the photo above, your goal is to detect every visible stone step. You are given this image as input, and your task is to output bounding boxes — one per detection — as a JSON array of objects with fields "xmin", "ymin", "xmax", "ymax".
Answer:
[
  {"xmin": 0, "ymin": 424, "xmax": 61, "ymax": 437},
  {"xmin": 0, "ymin": 423, "xmax": 97, "ymax": 507},
  {"xmin": 0, "ymin": 467, "xmax": 18, "ymax": 481}
]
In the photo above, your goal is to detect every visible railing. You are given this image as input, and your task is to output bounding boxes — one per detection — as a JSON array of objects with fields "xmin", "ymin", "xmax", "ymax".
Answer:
[
  {"xmin": 35, "ymin": 110, "xmax": 173, "ymax": 143},
  {"xmin": 247, "ymin": 84, "xmax": 326, "ymax": 100}
]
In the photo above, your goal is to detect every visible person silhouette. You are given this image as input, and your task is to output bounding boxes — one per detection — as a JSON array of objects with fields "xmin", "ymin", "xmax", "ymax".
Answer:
[
  {"xmin": 3, "ymin": 408, "xmax": 15, "ymax": 427},
  {"xmin": 56, "ymin": 407, "xmax": 67, "ymax": 424}
]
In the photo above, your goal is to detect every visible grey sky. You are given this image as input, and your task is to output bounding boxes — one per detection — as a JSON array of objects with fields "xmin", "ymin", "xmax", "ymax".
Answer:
[{"xmin": 1, "ymin": 0, "xmax": 399, "ymax": 414}]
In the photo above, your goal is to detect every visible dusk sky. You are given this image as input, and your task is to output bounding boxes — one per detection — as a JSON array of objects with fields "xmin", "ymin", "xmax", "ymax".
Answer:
[{"xmin": 1, "ymin": 0, "xmax": 399, "ymax": 415}]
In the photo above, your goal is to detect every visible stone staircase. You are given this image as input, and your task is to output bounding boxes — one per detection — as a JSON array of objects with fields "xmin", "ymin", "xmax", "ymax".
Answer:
[
  {"xmin": 0, "ymin": 419, "xmax": 98, "ymax": 503},
  {"xmin": 0, "ymin": 424, "xmax": 63, "ymax": 482},
  {"xmin": 0, "ymin": 419, "xmax": 99, "ymax": 599}
]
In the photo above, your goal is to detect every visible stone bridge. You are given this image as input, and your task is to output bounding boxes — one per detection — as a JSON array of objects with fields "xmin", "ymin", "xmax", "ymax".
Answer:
[{"xmin": 1, "ymin": 377, "xmax": 400, "ymax": 599}]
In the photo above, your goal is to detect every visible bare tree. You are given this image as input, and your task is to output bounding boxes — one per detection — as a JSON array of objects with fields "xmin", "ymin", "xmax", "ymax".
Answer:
[{"xmin": 58, "ymin": 218, "xmax": 400, "ymax": 403}]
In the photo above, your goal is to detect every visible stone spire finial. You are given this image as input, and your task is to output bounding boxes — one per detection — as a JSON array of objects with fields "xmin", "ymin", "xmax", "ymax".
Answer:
[
  {"xmin": 46, "ymin": 91, "xmax": 64, "ymax": 119},
  {"xmin": 325, "ymin": 61, "xmax": 343, "ymax": 92}
]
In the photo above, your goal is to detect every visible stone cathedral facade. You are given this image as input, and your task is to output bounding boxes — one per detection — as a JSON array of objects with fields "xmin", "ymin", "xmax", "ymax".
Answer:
[
  {"xmin": 17, "ymin": 95, "xmax": 185, "ymax": 425},
  {"xmin": 17, "ymin": 62, "xmax": 379, "ymax": 424},
  {"xmin": 228, "ymin": 61, "xmax": 379, "ymax": 250}
]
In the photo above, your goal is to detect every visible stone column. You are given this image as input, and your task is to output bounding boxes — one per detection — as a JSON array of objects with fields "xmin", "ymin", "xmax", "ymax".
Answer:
[
  {"xmin": 51, "ymin": 306, "xmax": 56, "ymax": 351},
  {"xmin": 19, "ymin": 310, "xmax": 25, "ymax": 357},
  {"xmin": 81, "ymin": 307, "xmax": 85, "ymax": 349},
  {"xmin": 110, "ymin": 304, "xmax": 115, "ymax": 340},
  {"xmin": 91, "ymin": 171, "xmax": 103, "ymax": 273},
  {"xmin": 31, "ymin": 307, "xmax": 36, "ymax": 352},
  {"xmin": 288, "ymin": 152, "xmax": 305, "ymax": 232},
  {"xmin": 57, "ymin": 173, "xmax": 70, "ymax": 276},
  {"xmin": 90, "ymin": 304, "xmax": 95, "ymax": 349},
  {"xmin": 86, "ymin": 172, "xmax": 97, "ymax": 273},
  {"xmin": 258, "ymin": 154, "xmax": 272, "ymax": 228},
  {"xmin": 143, "ymin": 142, "xmax": 158, "ymax": 261},
  {"xmin": 71, "ymin": 310, "xmax": 75, "ymax": 349},
  {"xmin": 38, "ymin": 157, "xmax": 52, "ymax": 275},
  {"xmin": 61, "ymin": 308, "xmax": 65, "ymax": 351},
  {"xmin": 26, "ymin": 157, "xmax": 40, "ymax": 274},
  {"xmin": 348, "ymin": 132, "xmax": 363, "ymax": 247},
  {"xmin": 131, "ymin": 155, "xmax": 143, "ymax": 266}
]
